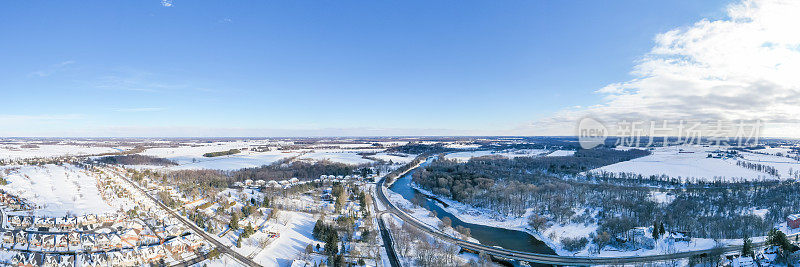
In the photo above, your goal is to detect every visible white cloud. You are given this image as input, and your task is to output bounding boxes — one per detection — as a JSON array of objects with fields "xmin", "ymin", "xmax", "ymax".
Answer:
[
  {"xmin": 28, "ymin": 60, "xmax": 75, "ymax": 77},
  {"xmin": 532, "ymin": 0, "xmax": 800, "ymax": 136}
]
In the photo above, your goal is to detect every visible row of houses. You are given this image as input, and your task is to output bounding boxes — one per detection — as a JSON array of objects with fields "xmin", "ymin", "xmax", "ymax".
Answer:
[
  {"xmin": 5, "ymin": 234, "xmax": 205, "ymax": 267},
  {"xmin": 234, "ymin": 177, "xmax": 305, "ymax": 189},
  {"xmin": 319, "ymin": 174, "xmax": 369, "ymax": 181},
  {"xmin": 0, "ymin": 191, "xmax": 31, "ymax": 210},
  {"xmin": 230, "ymin": 174, "xmax": 370, "ymax": 190},
  {"xmin": 5, "ymin": 213, "xmax": 125, "ymax": 231},
  {"xmin": 0, "ymin": 214, "xmax": 191, "ymax": 252},
  {"xmin": 0, "ymin": 229, "xmax": 161, "ymax": 252}
]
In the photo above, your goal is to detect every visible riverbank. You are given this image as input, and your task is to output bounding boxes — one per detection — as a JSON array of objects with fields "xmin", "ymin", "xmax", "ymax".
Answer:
[
  {"xmin": 383, "ymin": 186, "xmax": 479, "ymax": 243},
  {"xmin": 408, "ymin": 183, "xmax": 783, "ymax": 258},
  {"xmin": 409, "ymin": 183, "xmax": 564, "ymax": 255},
  {"xmin": 384, "ymin": 157, "xmax": 427, "ymax": 188}
]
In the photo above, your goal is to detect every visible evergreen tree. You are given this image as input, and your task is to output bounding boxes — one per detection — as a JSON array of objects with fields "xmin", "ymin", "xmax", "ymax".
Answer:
[
  {"xmin": 742, "ymin": 235, "xmax": 754, "ymax": 258},
  {"xmin": 359, "ymin": 191, "xmax": 367, "ymax": 209},
  {"xmin": 659, "ymin": 222, "xmax": 665, "ymax": 237},
  {"xmin": 652, "ymin": 221, "xmax": 660, "ymax": 240},
  {"xmin": 334, "ymin": 255, "xmax": 345, "ymax": 267},
  {"xmin": 229, "ymin": 213, "xmax": 239, "ymax": 230},
  {"xmin": 324, "ymin": 230, "xmax": 339, "ymax": 255},
  {"xmin": 242, "ymin": 222, "xmax": 254, "ymax": 238},
  {"xmin": 313, "ymin": 219, "xmax": 324, "ymax": 239},
  {"xmin": 767, "ymin": 228, "xmax": 793, "ymax": 253},
  {"xmin": 263, "ymin": 196, "xmax": 270, "ymax": 207}
]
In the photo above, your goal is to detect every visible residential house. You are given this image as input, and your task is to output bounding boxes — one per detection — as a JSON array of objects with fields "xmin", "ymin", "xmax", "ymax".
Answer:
[
  {"xmin": 42, "ymin": 234, "xmax": 56, "ymax": 251},
  {"xmin": 81, "ymin": 234, "xmax": 96, "ymax": 252},
  {"xmin": 56, "ymin": 234, "xmax": 69, "ymax": 250},
  {"xmin": 788, "ymin": 214, "xmax": 800, "ymax": 229}
]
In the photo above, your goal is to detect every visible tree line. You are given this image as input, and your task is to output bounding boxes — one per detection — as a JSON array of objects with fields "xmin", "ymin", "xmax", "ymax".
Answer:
[
  {"xmin": 97, "ymin": 155, "xmax": 177, "ymax": 166},
  {"xmin": 412, "ymin": 149, "xmax": 797, "ymax": 246},
  {"xmin": 203, "ymin": 149, "xmax": 241, "ymax": 157}
]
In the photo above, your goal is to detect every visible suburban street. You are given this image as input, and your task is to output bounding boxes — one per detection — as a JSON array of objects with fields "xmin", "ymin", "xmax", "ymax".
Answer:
[{"xmin": 112, "ymin": 169, "xmax": 261, "ymax": 267}]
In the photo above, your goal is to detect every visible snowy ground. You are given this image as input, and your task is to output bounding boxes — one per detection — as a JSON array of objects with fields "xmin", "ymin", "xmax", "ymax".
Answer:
[
  {"xmin": 384, "ymin": 187, "xmax": 477, "ymax": 242},
  {"xmin": 444, "ymin": 149, "xmax": 550, "ymax": 162},
  {"xmin": 197, "ymin": 254, "xmax": 246, "ymax": 267},
  {"xmin": 0, "ymin": 144, "xmax": 119, "ymax": 160},
  {"xmin": 411, "ymin": 184, "xmax": 773, "ymax": 258},
  {"xmin": 296, "ymin": 150, "xmax": 377, "ymax": 165},
  {"xmin": 137, "ymin": 141, "xmax": 299, "ymax": 170},
  {"xmin": 139, "ymin": 141, "xmax": 274, "ymax": 160},
  {"xmin": 383, "ymin": 213, "xmax": 479, "ymax": 266},
  {"xmin": 443, "ymin": 143, "xmax": 482, "ymax": 149},
  {"xmin": 210, "ymin": 211, "xmax": 318, "ymax": 267},
  {"xmin": 165, "ymin": 151, "xmax": 300, "ymax": 171},
  {"xmin": 734, "ymin": 151, "xmax": 800, "ymax": 178},
  {"xmin": 367, "ymin": 152, "xmax": 416, "ymax": 164},
  {"xmin": 752, "ymin": 146, "xmax": 795, "ymax": 156},
  {"xmin": 253, "ymin": 211, "xmax": 317, "ymax": 267},
  {"xmin": 137, "ymin": 142, "xmax": 383, "ymax": 170},
  {"xmin": 591, "ymin": 145, "xmax": 785, "ymax": 182},
  {"xmin": 547, "ymin": 150, "xmax": 576, "ymax": 157},
  {"xmin": 0, "ymin": 164, "xmax": 116, "ymax": 216}
]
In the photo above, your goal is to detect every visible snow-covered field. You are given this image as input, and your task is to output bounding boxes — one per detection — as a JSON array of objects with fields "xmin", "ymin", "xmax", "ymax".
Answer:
[
  {"xmin": 444, "ymin": 149, "xmax": 550, "ymax": 162},
  {"xmin": 167, "ymin": 151, "xmax": 300, "ymax": 171},
  {"xmin": 735, "ymin": 151, "xmax": 800, "ymax": 178},
  {"xmin": 443, "ymin": 143, "xmax": 482, "ymax": 149},
  {"xmin": 0, "ymin": 144, "xmax": 119, "ymax": 160},
  {"xmin": 367, "ymin": 152, "xmax": 416, "ymax": 164},
  {"xmin": 752, "ymin": 146, "xmax": 795, "ymax": 156},
  {"xmin": 296, "ymin": 150, "xmax": 376, "ymax": 165},
  {"xmin": 134, "ymin": 141, "xmax": 299, "ymax": 170},
  {"xmin": 591, "ymin": 145, "xmax": 786, "ymax": 182},
  {"xmin": 138, "ymin": 141, "xmax": 383, "ymax": 170},
  {"xmin": 0, "ymin": 164, "xmax": 115, "ymax": 216},
  {"xmin": 139, "ymin": 141, "xmax": 272, "ymax": 163},
  {"xmin": 253, "ymin": 211, "xmax": 317, "ymax": 266},
  {"xmin": 547, "ymin": 150, "xmax": 576, "ymax": 157}
]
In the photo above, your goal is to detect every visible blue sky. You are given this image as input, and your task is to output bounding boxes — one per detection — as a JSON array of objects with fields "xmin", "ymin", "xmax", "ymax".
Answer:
[{"xmin": 0, "ymin": 0, "xmax": 745, "ymax": 136}]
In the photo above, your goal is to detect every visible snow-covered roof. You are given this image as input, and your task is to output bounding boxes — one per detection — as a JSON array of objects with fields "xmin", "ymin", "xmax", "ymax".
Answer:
[
  {"xmin": 731, "ymin": 256, "xmax": 754, "ymax": 267},
  {"xmin": 788, "ymin": 214, "xmax": 800, "ymax": 221}
]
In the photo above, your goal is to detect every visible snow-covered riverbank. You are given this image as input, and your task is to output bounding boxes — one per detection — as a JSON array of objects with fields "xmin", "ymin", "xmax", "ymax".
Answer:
[
  {"xmin": 408, "ymin": 183, "xmax": 563, "ymax": 254},
  {"xmin": 383, "ymin": 187, "xmax": 478, "ymax": 243},
  {"xmin": 408, "ymin": 183, "xmax": 785, "ymax": 258}
]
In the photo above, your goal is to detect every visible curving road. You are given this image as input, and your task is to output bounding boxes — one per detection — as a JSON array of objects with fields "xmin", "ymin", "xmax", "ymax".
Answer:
[
  {"xmin": 374, "ymin": 163, "xmax": 790, "ymax": 265},
  {"xmin": 369, "ymin": 182, "xmax": 402, "ymax": 267}
]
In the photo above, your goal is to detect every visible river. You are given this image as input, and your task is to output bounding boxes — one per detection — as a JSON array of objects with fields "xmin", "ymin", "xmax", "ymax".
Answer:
[{"xmin": 388, "ymin": 158, "xmax": 556, "ymax": 256}]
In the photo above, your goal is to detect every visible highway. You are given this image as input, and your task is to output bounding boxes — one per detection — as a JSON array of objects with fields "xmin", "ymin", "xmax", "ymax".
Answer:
[
  {"xmin": 377, "ymin": 214, "xmax": 402, "ymax": 267},
  {"xmin": 111, "ymin": 168, "xmax": 261, "ymax": 267},
  {"xmin": 369, "ymin": 180, "xmax": 402, "ymax": 267},
  {"xmin": 373, "ymin": 162, "xmax": 789, "ymax": 266}
]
